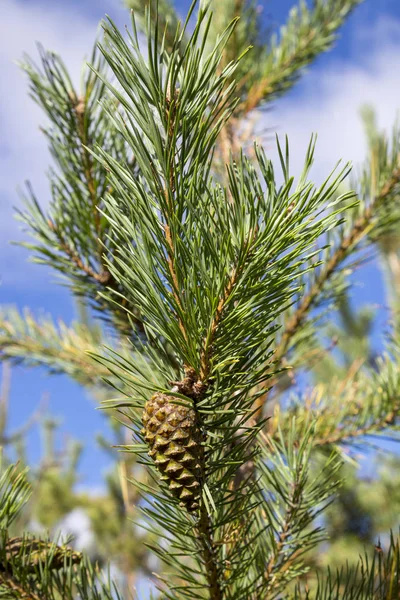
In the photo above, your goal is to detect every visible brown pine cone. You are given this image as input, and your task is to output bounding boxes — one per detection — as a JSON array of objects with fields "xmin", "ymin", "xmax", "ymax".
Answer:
[
  {"xmin": 142, "ymin": 392, "xmax": 203, "ymax": 512},
  {"xmin": 2, "ymin": 537, "xmax": 81, "ymax": 572}
]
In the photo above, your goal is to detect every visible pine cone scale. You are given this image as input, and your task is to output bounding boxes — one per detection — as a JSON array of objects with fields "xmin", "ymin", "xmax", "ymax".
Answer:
[{"xmin": 142, "ymin": 392, "xmax": 203, "ymax": 511}]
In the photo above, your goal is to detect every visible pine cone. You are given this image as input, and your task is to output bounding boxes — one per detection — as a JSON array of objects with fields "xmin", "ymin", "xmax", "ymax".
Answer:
[
  {"xmin": 142, "ymin": 393, "xmax": 203, "ymax": 511},
  {"xmin": 2, "ymin": 537, "xmax": 81, "ymax": 572}
]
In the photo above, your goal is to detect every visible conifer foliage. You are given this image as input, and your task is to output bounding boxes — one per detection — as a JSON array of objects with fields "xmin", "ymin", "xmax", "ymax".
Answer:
[
  {"xmin": 0, "ymin": 464, "xmax": 122, "ymax": 599},
  {"xmin": 1, "ymin": 0, "xmax": 400, "ymax": 598}
]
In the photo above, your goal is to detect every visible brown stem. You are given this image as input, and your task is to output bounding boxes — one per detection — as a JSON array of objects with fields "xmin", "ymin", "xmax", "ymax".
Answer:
[
  {"xmin": 218, "ymin": 126, "xmax": 231, "ymax": 175},
  {"xmin": 275, "ymin": 212, "xmax": 372, "ymax": 365},
  {"xmin": 48, "ymin": 222, "xmax": 111, "ymax": 284},
  {"xmin": 158, "ymin": 88, "xmax": 190, "ymax": 347},
  {"xmin": 48, "ymin": 219, "xmax": 150, "ymax": 337},
  {"xmin": 200, "ymin": 231, "xmax": 257, "ymax": 382},
  {"xmin": 200, "ymin": 267, "xmax": 238, "ymax": 381},
  {"xmin": 69, "ymin": 94, "xmax": 149, "ymax": 335},
  {"xmin": 198, "ymin": 504, "xmax": 223, "ymax": 600},
  {"xmin": 71, "ymin": 94, "xmax": 102, "ymax": 254},
  {"xmin": 241, "ymin": 3, "xmax": 360, "ymax": 116},
  {"xmin": 264, "ymin": 521, "xmax": 290, "ymax": 585}
]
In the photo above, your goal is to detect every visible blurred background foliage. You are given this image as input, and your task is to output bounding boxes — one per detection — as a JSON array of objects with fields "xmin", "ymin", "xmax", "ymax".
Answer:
[{"xmin": 1, "ymin": 0, "xmax": 399, "ymax": 596}]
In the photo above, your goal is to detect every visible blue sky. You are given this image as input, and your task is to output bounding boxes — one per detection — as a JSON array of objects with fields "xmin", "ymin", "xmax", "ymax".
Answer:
[{"xmin": 1, "ymin": 0, "xmax": 400, "ymax": 489}]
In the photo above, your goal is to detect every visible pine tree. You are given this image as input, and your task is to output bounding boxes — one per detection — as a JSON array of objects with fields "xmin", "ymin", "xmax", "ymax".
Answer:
[{"xmin": 1, "ymin": 0, "xmax": 400, "ymax": 598}]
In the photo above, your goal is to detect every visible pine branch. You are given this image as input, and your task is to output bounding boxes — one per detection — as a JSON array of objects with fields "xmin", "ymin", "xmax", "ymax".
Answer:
[
  {"xmin": 156, "ymin": 66, "xmax": 225, "ymax": 596},
  {"xmin": 199, "ymin": 229, "xmax": 257, "ymax": 382},
  {"xmin": 203, "ymin": 1, "xmax": 267, "ymax": 115},
  {"xmin": 272, "ymin": 341, "xmax": 400, "ymax": 452},
  {"xmin": 126, "ymin": 0, "xmax": 185, "ymax": 54},
  {"xmin": 199, "ymin": 266, "xmax": 239, "ymax": 382},
  {"xmin": 314, "ymin": 409, "xmax": 398, "ymax": 447},
  {"xmin": 11, "ymin": 0, "xmax": 398, "ymax": 596},
  {"xmin": 269, "ymin": 142, "xmax": 400, "ymax": 390},
  {"xmin": 0, "ymin": 533, "xmax": 122, "ymax": 600},
  {"xmin": 127, "ymin": 1, "xmax": 363, "ymax": 116},
  {"xmin": 0, "ymin": 573, "xmax": 43, "ymax": 600},
  {"xmin": 294, "ymin": 533, "xmax": 400, "ymax": 599},
  {"xmin": 161, "ymin": 88, "xmax": 191, "ymax": 348},
  {"xmin": 281, "ymin": 169, "xmax": 400, "ymax": 355},
  {"xmin": 17, "ymin": 44, "xmax": 146, "ymax": 338},
  {"xmin": 198, "ymin": 506, "xmax": 223, "ymax": 600},
  {"xmin": 0, "ymin": 464, "xmax": 31, "ymax": 530},
  {"xmin": 252, "ymin": 423, "xmax": 342, "ymax": 598},
  {"xmin": 3, "ymin": 536, "xmax": 82, "ymax": 573},
  {"xmin": 47, "ymin": 220, "xmax": 112, "ymax": 284},
  {"xmin": 0, "ymin": 465, "xmax": 123, "ymax": 600},
  {"xmin": 70, "ymin": 93, "xmax": 101, "ymax": 248},
  {"xmin": 0, "ymin": 307, "xmax": 111, "ymax": 387},
  {"xmin": 241, "ymin": 0, "xmax": 364, "ymax": 112},
  {"xmin": 91, "ymin": 4, "xmax": 356, "ymax": 596}
]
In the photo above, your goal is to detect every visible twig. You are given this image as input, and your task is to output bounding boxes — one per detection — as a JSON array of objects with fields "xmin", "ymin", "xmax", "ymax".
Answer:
[
  {"xmin": 263, "ymin": 476, "xmax": 301, "ymax": 596},
  {"xmin": 48, "ymin": 222, "xmax": 111, "ymax": 284},
  {"xmin": 314, "ymin": 406, "xmax": 400, "ymax": 447},
  {"xmin": 200, "ymin": 267, "xmax": 239, "ymax": 382},
  {"xmin": 200, "ymin": 230, "xmax": 257, "ymax": 382},
  {"xmin": 241, "ymin": 27, "xmax": 320, "ymax": 114},
  {"xmin": 71, "ymin": 93, "xmax": 102, "ymax": 257},
  {"xmin": 264, "ymin": 166, "xmax": 400, "ymax": 401},
  {"xmin": 3, "ymin": 392, "xmax": 49, "ymax": 446},
  {"xmin": 198, "ymin": 505, "xmax": 223, "ymax": 600},
  {"xmin": 159, "ymin": 88, "xmax": 191, "ymax": 347}
]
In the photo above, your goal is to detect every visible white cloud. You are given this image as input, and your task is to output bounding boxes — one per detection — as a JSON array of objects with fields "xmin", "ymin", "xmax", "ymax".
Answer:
[
  {"xmin": 0, "ymin": 1, "xmax": 99, "ymax": 193},
  {"xmin": 0, "ymin": 0, "xmax": 126, "ymax": 285},
  {"xmin": 58, "ymin": 508, "xmax": 94, "ymax": 551}
]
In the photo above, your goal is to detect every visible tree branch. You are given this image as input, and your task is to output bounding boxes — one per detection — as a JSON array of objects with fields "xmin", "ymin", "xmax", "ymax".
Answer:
[
  {"xmin": 159, "ymin": 89, "xmax": 191, "ymax": 348},
  {"xmin": 273, "ymin": 166, "xmax": 400, "ymax": 378},
  {"xmin": 0, "ymin": 308, "xmax": 112, "ymax": 387},
  {"xmin": 314, "ymin": 406, "xmax": 399, "ymax": 447},
  {"xmin": 240, "ymin": 0, "xmax": 363, "ymax": 113},
  {"xmin": 200, "ymin": 230, "xmax": 257, "ymax": 382},
  {"xmin": 198, "ymin": 505, "xmax": 223, "ymax": 600},
  {"xmin": 232, "ymin": 166, "xmax": 400, "ymax": 492},
  {"xmin": 71, "ymin": 93, "xmax": 101, "ymax": 243},
  {"xmin": 200, "ymin": 267, "xmax": 239, "ymax": 382},
  {"xmin": 48, "ymin": 219, "xmax": 111, "ymax": 284}
]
